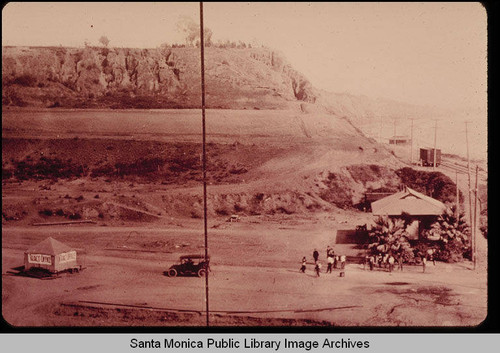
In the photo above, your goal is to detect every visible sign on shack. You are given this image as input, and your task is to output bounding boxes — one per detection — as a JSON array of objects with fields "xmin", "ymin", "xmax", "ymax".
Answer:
[{"xmin": 24, "ymin": 237, "xmax": 79, "ymax": 273}]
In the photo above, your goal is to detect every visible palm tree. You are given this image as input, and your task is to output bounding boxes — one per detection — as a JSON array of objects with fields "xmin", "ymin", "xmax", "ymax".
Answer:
[
  {"xmin": 423, "ymin": 207, "xmax": 471, "ymax": 262},
  {"xmin": 368, "ymin": 216, "xmax": 414, "ymax": 261}
]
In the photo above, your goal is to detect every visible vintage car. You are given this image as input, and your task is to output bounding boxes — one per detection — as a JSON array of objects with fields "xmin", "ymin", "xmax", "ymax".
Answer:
[{"xmin": 166, "ymin": 254, "xmax": 210, "ymax": 277}]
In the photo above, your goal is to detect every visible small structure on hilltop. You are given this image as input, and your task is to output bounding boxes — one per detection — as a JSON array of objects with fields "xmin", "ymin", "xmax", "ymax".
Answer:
[
  {"xmin": 371, "ymin": 186, "xmax": 446, "ymax": 239},
  {"xmin": 389, "ymin": 136, "xmax": 410, "ymax": 145},
  {"xmin": 24, "ymin": 237, "xmax": 80, "ymax": 274}
]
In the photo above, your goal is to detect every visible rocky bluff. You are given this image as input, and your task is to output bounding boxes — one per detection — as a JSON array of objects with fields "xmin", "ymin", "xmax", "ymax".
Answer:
[{"xmin": 2, "ymin": 46, "xmax": 316, "ymax": 109}]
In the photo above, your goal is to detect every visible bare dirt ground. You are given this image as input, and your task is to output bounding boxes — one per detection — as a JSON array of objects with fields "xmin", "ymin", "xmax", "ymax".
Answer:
[
  {"xmin": 2, "ymin": 108, "xmax": 487, "ymax": 327},
  {"xmin": 2, "ymin": 218, "xmax": 487, "ymax": 327}
]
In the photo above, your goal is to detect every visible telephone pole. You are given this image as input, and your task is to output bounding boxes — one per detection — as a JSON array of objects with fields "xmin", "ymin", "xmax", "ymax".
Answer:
[
  {"xmin": 378, "ymin": 115, "xmax": 382, "ymax": 142},
  {"xmin": 409, "ymin": 118, "xmax": 414, "ymax": 164},
  {"xmin": 465, "ymin": 121, "xmax": 473, "ymax": 268},
  {"xmin": 199, "ymin": 1, "xmax": 209, "ymax": 327},
  {"xmin": 455, "ymin": 170, "xmax": 459, "ymax": 227},
  {"xmin": 392, "ymin": 117, "xmax": 397, "ymax": 153},
  {"xmin": 393, "ymin": 117, "xmax": 397, "ymax": 139},
  {"xmin": 433, "ymin": 119, "xmax": 438, "ymax": 169},
  {"xmin": 473, "ymin": 165, "xmax": 478, "ymax": 270}
]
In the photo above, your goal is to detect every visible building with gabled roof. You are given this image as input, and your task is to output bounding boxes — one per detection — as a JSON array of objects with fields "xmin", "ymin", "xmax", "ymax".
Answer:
[
  {"xmin": 371, "ymin": 186, "xmax": 446, "ymax": 216},
  {"xmin": 371, "ymin": 186, "xmax": 446, "ymax": 239}
]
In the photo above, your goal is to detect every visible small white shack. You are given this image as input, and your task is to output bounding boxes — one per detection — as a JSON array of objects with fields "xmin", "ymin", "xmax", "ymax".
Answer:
[{"xmin": 24, "ymin": 237, "xmax": 78, "ymax": 273}]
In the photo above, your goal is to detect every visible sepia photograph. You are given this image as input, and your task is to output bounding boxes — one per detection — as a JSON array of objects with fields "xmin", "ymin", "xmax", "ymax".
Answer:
[{"xmin": 2, "ymin": 2, "xmax": 487, "ymax": 327}]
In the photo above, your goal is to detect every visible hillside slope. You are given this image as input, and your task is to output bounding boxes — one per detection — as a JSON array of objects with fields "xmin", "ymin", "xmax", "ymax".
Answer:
[
  {"xmin": 2, "ymin": 45, "xmax": 463, "ymax": 134},
  {"xmin": 2, "ymin": 108, "xmax": 406, "ymax": 223}
]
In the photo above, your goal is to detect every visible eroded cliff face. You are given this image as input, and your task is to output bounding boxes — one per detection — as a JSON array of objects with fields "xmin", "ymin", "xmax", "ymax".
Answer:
[{"xmin": 2, "ymin": 46, "xmax": 316, "ymax": 109}]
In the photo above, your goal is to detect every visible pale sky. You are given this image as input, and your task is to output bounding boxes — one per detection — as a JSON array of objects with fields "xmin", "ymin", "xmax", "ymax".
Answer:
[{"xmin": 2, "ymin": 2, "xmax": 487, "ymax": 111}]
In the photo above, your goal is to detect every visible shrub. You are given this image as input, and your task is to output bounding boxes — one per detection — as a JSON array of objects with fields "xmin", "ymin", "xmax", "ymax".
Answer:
[
  {"xmin": 39, "ymin": 209, "xmax": 53, "ymax": 216},
  {"xmin": 91, "ymin": 164, "xmax": 115, "ymax": 177},
  {"xmin": 10, "ymin": 74, "xmax": 37, "ymax": 87},
  {"xmin": 233, "ymin": 204, "xmax": 245, "ymax": 212},
  {"xmin": 2, "ymin": 169, "xmax": 13, "ymax": 179},
  {"xmin": 13, "ymin": 157, "xmax": 84, "ymax": 180},
  {"xmin": 215, "ymin": 208, "xmax": 229, "ymax": 216},
  {"xmin": 396, "ymin": 168, "xmax": 461, "ymax": 203}
]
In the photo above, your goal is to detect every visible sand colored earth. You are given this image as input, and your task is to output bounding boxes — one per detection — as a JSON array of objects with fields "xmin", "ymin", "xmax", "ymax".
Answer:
[{"xmin": 2, "ymin": 108, "xmax": 487, "ymax": 327}]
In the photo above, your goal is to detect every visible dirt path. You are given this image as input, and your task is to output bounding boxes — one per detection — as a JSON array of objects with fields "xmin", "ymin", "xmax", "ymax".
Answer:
[{"xmin": 2, "ymin": 223, "xmax": 487, "ymax": 327}]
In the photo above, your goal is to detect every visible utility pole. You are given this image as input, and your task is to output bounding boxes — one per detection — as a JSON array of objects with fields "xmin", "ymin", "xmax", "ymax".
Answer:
[
  {"xmin": 410, "ymin": 118, "xmax": 414, "ymax": 164},
  {"xmin": 473, "ymin": 165, "xmax": 478, "ymax": 270},
  {"xmin": 455, "ymin": 170, "xmax": 459, "ymax": 227},
  {"xmin": 465, "ymin": 121, "xmax": 473, "ymax": 268},
  {"xmin": 392, "ymin": 117, "xmax": 397, "ymax": 153},
  {"xmin": 433, "ymin": 119, "xmax": 438, "ymax": 169},
  {"xmin": 393, "ymin": 117, "xmax": 397, "ymax": 139},
  {"xmin": 199, "ymin": 1, "xmax": 209, "ymax": 327},
  {"xmin": 378, "ymin": 115, "xmax": 382, "ymax": 142}
]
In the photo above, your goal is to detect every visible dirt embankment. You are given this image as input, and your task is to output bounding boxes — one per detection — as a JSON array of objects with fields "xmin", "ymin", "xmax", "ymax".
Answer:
[
  {"xmin": 2, "ymin": 46, "xmax": 315, "ymax": 109},
  {"xmin": 2, "ymin": 107, "xmax": 407, "ymax": 225},
  {"xmin": 2, "ymin": 135, "xmax": 404, "ymax": 225}
]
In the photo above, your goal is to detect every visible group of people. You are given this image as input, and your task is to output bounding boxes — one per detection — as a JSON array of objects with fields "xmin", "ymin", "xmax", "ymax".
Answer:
[
  {"xmin": 300, "ymin": 246, "xmax": 346, "ymax": 277},
  {"xmin": 365, "ymin": 248, "xmax": 436, "ymax": 273},
  {"xmin": 365, "ymin": 253, "xmax": 403, "ymax": 272}
]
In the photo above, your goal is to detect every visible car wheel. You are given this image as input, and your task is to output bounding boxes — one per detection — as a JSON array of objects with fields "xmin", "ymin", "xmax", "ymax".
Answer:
[
  {"xmin": 197, "ymin": 269, "xmax": 206, "ymax": 277},
  {"xmin": 168, "ymin": 269, "xmax": 177, "ymax": 277}
]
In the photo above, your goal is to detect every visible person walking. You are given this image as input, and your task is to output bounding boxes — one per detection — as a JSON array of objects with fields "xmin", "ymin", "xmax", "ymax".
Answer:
[
  {"xmin": 327, "ymin": 255, "xmax": 334, "ymax": 273},
  {"xmin": 340, "ymin": 255, "xmax": 346, "ymax": 269},
  {"xmin": 315, "ymin": 262, "xmax": 321, "ymax": 277},
  {"xmin": 427, "ymin": 249, "xmax": 436, "ymax": 266},
  {"xmin": 388, "ymin": 255, "xmax": 395, "ymax": 272},
  {"xmin": 397, "ymin": 253, "xmax": 403, "ymax": 271},
  {"xmin": 382, "ymin": 253, "xmax": 389, "ymax": 269},
  {"xmin": 313, "ymin": 249, "xmax": 319, "ymax": 263},
  {"xmin": 422, "ymin": 255, "xmax": 427, "ymax": 273},
  {"xmin": 369, "ymin": 255, "xmax": 375, "ymax": 271},
  {"xmin": 300, "ymin": 257, "xmax": 307, "ymax": 273},
  {"xmin": 326, "ymin": 246, "xmax": 334, "ymax": 273}
]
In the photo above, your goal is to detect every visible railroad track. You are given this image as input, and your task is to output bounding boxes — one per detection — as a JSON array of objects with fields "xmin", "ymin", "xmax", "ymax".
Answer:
[{"xmin": 440, "ymin": 160, "xmax": 487, "ymax": 180}]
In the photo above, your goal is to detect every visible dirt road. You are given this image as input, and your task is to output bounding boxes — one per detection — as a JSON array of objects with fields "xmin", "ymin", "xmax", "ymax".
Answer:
[{"xmin": 2, "ymin": 220, "xmax": 487, "ymax": 327}]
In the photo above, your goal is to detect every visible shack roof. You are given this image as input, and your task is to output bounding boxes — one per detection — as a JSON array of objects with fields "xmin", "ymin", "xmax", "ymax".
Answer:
[
  {"xmin": 371, "ymin": 187, "xmax": 446, "ymax": 216},
  {"xmin": 25, "ymin": 237, "xmax": 74, "ymax": 255}
]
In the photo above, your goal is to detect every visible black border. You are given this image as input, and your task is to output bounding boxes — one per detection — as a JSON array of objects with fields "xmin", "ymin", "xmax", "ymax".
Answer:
[{"xmin": 1, "ymin": 0, "xmax": 498, "ymax": 334}]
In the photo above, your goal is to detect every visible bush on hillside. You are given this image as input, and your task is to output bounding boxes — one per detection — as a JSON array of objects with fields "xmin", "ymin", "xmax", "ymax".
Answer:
[
  {"xmin": 396, "ymin": 167, "xmax": 462, "ymax": 204},
  {"xmin": 13, "ymin": 157, "xmax": 84, "ymax": 181},
  {"xmin": 319, "ymin": 172, "xmax": 353, "ymax": 208},
  {"xmin": 7, "ymin": 74, "xmax": 38, "ymax": 87}
]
